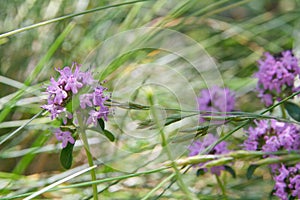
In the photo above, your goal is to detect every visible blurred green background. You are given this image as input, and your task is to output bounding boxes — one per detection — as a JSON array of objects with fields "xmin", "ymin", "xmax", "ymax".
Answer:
[{"xmin": 1, "ymin": 0, "xmax": 300, "ymax": 199}]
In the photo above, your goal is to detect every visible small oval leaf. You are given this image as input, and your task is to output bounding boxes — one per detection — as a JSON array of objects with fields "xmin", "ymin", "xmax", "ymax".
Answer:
[
  {"xmin": 247, "ymin": 164, "xmax": 259, "ymax": 179},
  {"xmin": 87, "ymin": 128, "xmax": 115, "ymax": 141},
  {"xmin": 196, "ymin": 169, "xmax": 206, "ymax": 176},
  {"xmin": 224, "ymin": 165, "xmax": 236, "ymax": 178},
  {"xmin": 60, "ymin": 142, "xmax": 75, "ymax": 169},
  {"xmin": 284, "ymin": 101, "xmax": 300, "ymax": 122},
  {"xmin": 98, "ymin": 118, "xmax": 105, "ymax": 130},
  {"xmin": 103, "ymin": 130, "xmax": 115, "ymax": 142}
]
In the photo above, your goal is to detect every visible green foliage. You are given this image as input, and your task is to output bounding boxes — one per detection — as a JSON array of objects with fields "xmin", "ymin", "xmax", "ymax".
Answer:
[
  {"xmin": 284, "ymin": 101, "xmax": 300, "ymax": 122},
  {"xmin": 246, "ymin": 164, "xmax": 259, "ymax": 180},
  {"xmin": 1, "ymin": 0, "xmax": 300, "ymax": 199},
  {"xmin": 60, "ymin": 142, "xmax": 75, "ymax": 169}
]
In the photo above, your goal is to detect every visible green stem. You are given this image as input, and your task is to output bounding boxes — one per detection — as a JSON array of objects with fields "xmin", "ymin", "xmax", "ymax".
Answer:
[
  {"xmin": 141, "ymin": 173, "xmax": 176, "ymax": 200},
  {"xmin": 77, "ymin": 112, "xmax": 98, "ymax": 200},
  {"xmin": 80, "ymin": 129, "xmax": 98, "ymax": 200},
  {"xmin": 146, "ymin": 88, "xmax": 197, "ymax": 200},
  {"xmin": 215, "ymin": 174, "xmax": 227, "ymax": 199},
  {"xmin": 280, "ymin": 104, "xmax": 287, "ymax": 119}
]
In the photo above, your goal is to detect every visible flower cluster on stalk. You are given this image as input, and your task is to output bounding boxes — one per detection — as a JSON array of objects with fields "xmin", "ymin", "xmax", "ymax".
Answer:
[
  {"xmin": 188, "ymin": 134, "xmax": 229, "ymax": 176},
  {"xmin": 197, "ymin": 86, "xmax": 235, "ymax": 123},
  {"xmin": 188, "ymin": 86, "xmax": 235, "ymax": 176},
  {"xmin": 273, "ymin": 164, "xmax": 300, "ymax": 200},
  {"xmin": 255, "ymin": 50, "xmax": 300, "ymax": 106},
  {"xmin": 244, "ymin": 120, "xmax": 300, "ymax": 199},
  {"xmin": 42, "ymin": 63, "xmax": 110, "ymax": 148},
  {"xmin": 246, "ymin": 50, "xmax": 300, "ymax": 199}
]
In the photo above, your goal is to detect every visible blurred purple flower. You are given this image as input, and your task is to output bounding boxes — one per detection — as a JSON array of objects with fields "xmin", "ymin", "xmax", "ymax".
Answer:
[
  {"xmin": 197, "ymin": 86, "xmax": 235, "ymax": 123},
  {"xmin": 79, "ymin": 94, "xmax": 93, "ymax": 109},
  {"xmin": 255, "ymin": 50, "xmax": 300, "ymax": 106},
  {"xmin": 54, "ymin": 129, "xmax": 75, "ymax": 148},
  {"xmin": 188, "ymin": 133, "xmax": 229, "ymax": 176},
  {"xmin": 80, "ymin": 70, "xmax": 96, "ymax": 86},
  {"xmin": 93, "ymin": 86, "xmax": 109, "ymax": 108}
]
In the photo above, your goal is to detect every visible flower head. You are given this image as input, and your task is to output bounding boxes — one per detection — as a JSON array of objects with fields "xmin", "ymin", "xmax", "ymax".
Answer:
[
  {"xmin": 197, "ymin": 86, "xmax": 235, "ymax": 122},
  {"xmin": 273, "ymin": 164, "xmax": 300, "ymax": 200},
  {"xmin": 188, "ymin": 134, "xmax": 229, "ymax": 176},
  {"xmin": 54, "ymin": 129, "xmax": 75, "ymax": 148},
  {"xmin": 244, "ymin": 120, "xmax": 300, "ymax": 153},
  {"xmin": 244, "ymin": 119, "xmax": 300, "ymax": 199},
  {"xmin": 255, "ymin": 51, "xmax": 300, "ymax": 106},
  {"xmin": 42, "ymin": 62, "xmax": 110, "ymax": 148}
]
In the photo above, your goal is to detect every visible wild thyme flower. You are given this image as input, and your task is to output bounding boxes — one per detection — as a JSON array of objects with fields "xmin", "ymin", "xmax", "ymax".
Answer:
[
  {"xmin": 255, "ymin": 51, "xmax": 300, "ymax": 106},
  {"xmin": 244, "ymin": 120, "xmax": 300, "ymax": 199},
  {"xmin": 188, "ymin": 133, "xmax": 229, "ymax": 176},
  {"xmin": 42, "ymin": 62, "xmax": 110, "ymax": 148},
  {"xmin": 197, "ymin": 86, "xmax": 235, "ymax": 122},
  {"xmin": 54, "ymin": 129, "xmax": 75, "ymax": 148},
  {"xmin": 244, "ymin": 120, "xmax": 300, "ymax": 154},
  {"xmin": 273, "ymin": 164, "xmax": 300, "ymax": 200}
]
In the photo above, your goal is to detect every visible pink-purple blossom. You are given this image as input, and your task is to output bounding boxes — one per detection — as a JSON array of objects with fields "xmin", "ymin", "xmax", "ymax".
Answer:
[
  {"xmin": 197, "ymin": 86, "xmax": 235, "ymax": 122},
  {"xmin": 54, "ymin": 129, "xmax": 75, "ymax": 148},
  {"xmin": 244, "ymin": 120, "xmax": 300, "ymax": 154},
  {"xmin": 255, "ymin": 51, "xmax": 300, "ymax": 106},
  {"xmin": 273, "ymin": 164, "xmax": 300, "ymax": 200},
  {"xmin": 42, "ymin": 62, "xmax": 110, "ymax": 148},
  {"xmin": 79, "ymin": 94, "xmax": 93, "ymax": 109},
  {"xmin": 188, "ymin": 133, "xmax": 229, "ymax": 176},
  {"xmin": 244, "ymin": 120, "xmax": 300, "ymax": 199},
  {"xmin": 41, "ymin": 104, "xmax": 65, "ymax": 120}
]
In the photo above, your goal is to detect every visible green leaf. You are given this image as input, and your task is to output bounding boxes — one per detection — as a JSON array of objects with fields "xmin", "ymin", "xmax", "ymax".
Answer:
[
  {"xmin": 60, "ymin": 142, "xmax": 75, "ymax": 169},
  {"xmin": 164, "ymin": 114, "xmax": 182, "ymax": 126},
  {"xmin": 224, "ymin": 165, "xmax": 236, "ymax": 178},
  {"xmin": 180, "ymin": 125, "xmax": 210, "ymax": 132},
  {"xmin": 98, "ymin": 118, "xmax": 105, "ymax": 130},
  {"xmin": 196, "ymin": 169, "xmax": 206, "ymax": 176},
  {"xmin": 284, "ymin": 101, "xmax": 300, "ymax": 122},
  {"xmin": 103, "ymin": 130, "xmax": 115, "ymax": 142},
  {"xmin": 246, "ymin": 164, "xmax": 259, "ymax": 179},
  {"xmin": 88, "ymin": 127, "xmax": 115, "ymax": 142}
]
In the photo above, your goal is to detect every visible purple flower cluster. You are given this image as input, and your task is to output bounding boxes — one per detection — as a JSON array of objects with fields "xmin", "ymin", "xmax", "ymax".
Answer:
[
  {"xmin": 188, "ymin": 134, "xmax": 229, "ymax": 176},
  {"xmin": 54, "ymin": 129, "xmax": 75, "ymax": 148},
  {"xmin": 42, "ymin": 63, "xmax": 110, "ymax": 148},
  {"xmin": 197, "ymin": 86, "xmax": 235, "ymax": 123},
  {"xmin": 244, "ymin": 120, "xmax": 300, "ymax": 199},
  {"xmin": 273, "ymin": 164, "xmax": 300, "ymax": 200},
  {"xmin": 255, "ymin": 51, "xmax": 300, "ymax": 106},
  {"xmin": 244, "ymin": 120, "xmax": 300, "ymax": 153}
]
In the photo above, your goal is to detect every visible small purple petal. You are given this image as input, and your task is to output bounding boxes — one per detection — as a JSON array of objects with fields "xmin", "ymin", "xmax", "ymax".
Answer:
[
  {"xmin": 79, "ymin": 94, "xmax": 93, "ymax": 109},
  {"xmin": 54, "ymin": 129, "xmax": 75, "ymax": 148}
]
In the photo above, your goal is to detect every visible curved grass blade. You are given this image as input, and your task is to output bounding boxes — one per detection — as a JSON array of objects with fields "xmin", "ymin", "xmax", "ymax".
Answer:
[
  {"xmin": 0, "ymin": 110, "xmax": 43, "ymax": 146},
  {"xmin": 0, "ymin": 0, "xmax": 152, "ymax": 39},
  {"xmin": 23, "ymin": 165, "xmax": 97, "ymax": 200}
]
